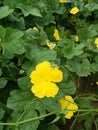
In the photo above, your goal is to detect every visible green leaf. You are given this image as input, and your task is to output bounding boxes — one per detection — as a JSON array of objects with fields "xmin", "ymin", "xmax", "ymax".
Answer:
[
  {"xmin": 0, "ymin": 6, "xmax": 14, "ymax": 19},
  {"xmin": 3, "ymin": 27, "xmax": 25, "ymax": 59},
  {"xmin": 22, "ymin": 61, "xmax": 35, "ymax": 76},
  {"xmin": 26, "ymin": 46, "xmax": 57, "ymax": 64},
  {"xmin": 84, "ymin": 117, "xmax": 93, "ymax": 130},
  {"xmin": 66, "ymin": 58, "xmax": 92, "ymax": 77},
  {"xmin": 40, "ymin": 98, "xmax": 61, "ymax": 112},
  {"xmin": 92, "ymin": 56, "xmax": 98, "ymax": 72},
  {"xmin": 3, "ymin": 0, "xmax": 22, "ymax": 7},
  {"xmin": 46, "ymin": 0, "xmax": 65, "ymax": 14},
  {"xmin": 64, "ymin": 44, "xmax": 85, "ymax": 59},
  {"xmin": 17, "ymin": 4, "xmax": 42, "ymax": 17},
  {"xmin": 7, "ymin": 90, "xmax": 34, "ymax": 110},
  {"xmin": 17, "ymin": 77, "xmax": 31, "ymax": 90},
  {"xmin": 0, "ymin": 108, "xmax": 5, "ymax": 120},
  {"xmin": 0, "ymin": 25, "xmax": 6, "ymax": 39},
  {"xmin": 76, "ymin": 97, "xmax": 93, "ymax": 109},
  {"xmin": 85, "ymin": 3, "xmax": 98, "ymax": 12},
  {"xmin": 0, "ymin": 78, "xmax": 7, "ymax": 88},
  {"xmin": 77, "ymin": 25, "xmax": 97, "ymax": 41},
  {"xmin": 19, "ymin": 109, "xmax": 40, "ymax": 130},
  {"xmin": 59, "ymin": 80, "xmax": 76, "ymax": 96},
  {"xmin": 77, "ymin": 113, "xmax": 94, "ymax": 130}
]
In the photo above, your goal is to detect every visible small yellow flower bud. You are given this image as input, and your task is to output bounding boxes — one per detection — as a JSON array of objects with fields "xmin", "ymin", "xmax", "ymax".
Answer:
[{"xmin": 46, "ymin": 40, "xmax": 56, "ymax": 49}]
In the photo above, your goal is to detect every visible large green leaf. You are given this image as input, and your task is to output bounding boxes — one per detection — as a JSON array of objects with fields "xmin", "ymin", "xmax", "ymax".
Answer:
[
  {"xmin": 40, "ymin": 98, "xmax": 61, "ymax": 112},
  {"xmin": 7, "ymin": 90, "xmax": 34, "ymax": 110},
  {"xmin": 3, "ymin": 27, "xmax": 25, "ymax": 59},
  {"xmin": 66, "ymin": 57, "xmax": 92, "ymax": 77},
  {"xmin": 64, "ymin": 44, "xmax": 85, "ymax": 59},
  {"xmin": 17, "ymin": 4, "xmax": 42, "ymax": 17},
  {"xmin": 59, "ymin": 80, "xmax": 76, "ymax": 96},
  {"xmin": 77, "ymin": 25, "xmax": 97, "ymax": 41},
  {"xmin": 25, "ymin": 46, "xmax": 57, "ymax": 64},
  {"xmin": 19, "ymin": 109, "xmax": 40, "ymax": 130},
  {"xmin": 0, "ymin": 6, "xmax": 14, "ymax": 19},
  {"xmin": 17, "ymin": 77, "xmax": 31, "ymax": 90}
]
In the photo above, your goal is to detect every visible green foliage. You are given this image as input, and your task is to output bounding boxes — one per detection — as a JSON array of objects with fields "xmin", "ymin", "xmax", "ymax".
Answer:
[
  {"xmin": 0, "ymin": 6, "xmax": 14, "ymax": 19},
  {"xmin": 0, "ymin": 0, "xmax": 98, "ymax": 130}
]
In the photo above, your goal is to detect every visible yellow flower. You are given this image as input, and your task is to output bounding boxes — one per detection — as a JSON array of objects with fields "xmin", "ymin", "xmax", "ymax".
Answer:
[
  {"xmin": 70, "ymin": 7, "xmax": 79, "ymax": 15},
  {"xmin": 46, "ymin": 40, "xmax": 56, "ymax": 49},
  {"xmin": 30, "ymin": 61, "xmax": 63, "ymax": 98},
  {"xmin": 75, "ymin": 36, "xmax": 79, "ymax": 42},
  {"xmin": 33, "ymin": 27, "xmax": 38, "ymax": 31},
  {"xmin": 95, "ymin": 38, "xmax": 98, "ymax": 48},
  {"xmin": 58, "ymin": 95, "xmax": 78, "ymax": 119},
  {"xmin": 96, "ymin": 82, "xmax": 98, "ymax": 85},
  {"xmin": 53, "ymin": 29, "xmax": 60, "ymax": 41},
  {"xmin": 59, "ymin": 0, "xmax": 67, "ymax": 3}
]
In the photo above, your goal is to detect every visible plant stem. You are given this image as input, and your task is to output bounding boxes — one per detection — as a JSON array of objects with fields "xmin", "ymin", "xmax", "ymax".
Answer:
[{"xmin": 18, "ymin": 110, "xmax": 60, "ymax": 125}]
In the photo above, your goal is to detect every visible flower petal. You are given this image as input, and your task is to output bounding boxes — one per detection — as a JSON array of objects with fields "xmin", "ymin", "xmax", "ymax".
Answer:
[
  {"xmin": 45, "ymin": 82, "xmax": 59, "ymax": 97},
  {"xmin": 49, "ymin": 67, "xmax": 63, "ymax": 82},
  {"xmin": 65, "ymin": 111, "xmax": 73, "ymax": 119},
  {"xmin": 58, "ymin": 98, "xmax": 68, "ymax": 109},
  {"xmin": 36, "ymin": 61, "xmax": 52, "ymax": 80},
  {"xmin": 31, "ymin": 83, "xmax": 46, "ymax": 98},
  {"xmin": 65, "ymin": 95, "xmax": 74, "ymax": 102},
  {"xmin": 30, "ymin": 70, "xmax": 42, "ymax": 84}
]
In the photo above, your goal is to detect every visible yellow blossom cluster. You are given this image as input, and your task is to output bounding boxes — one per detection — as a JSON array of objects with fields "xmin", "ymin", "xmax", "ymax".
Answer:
[
  {"xmin": 59, "ymin": 95, "xmax": 78, "ymax": 119},
  {"xmin": 30, "ymin": 61, "xmax": 63, "ymax": 98},
  {"xmin": 46, "ymin": 40, "xmax": 56, "ymax": 49}
]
